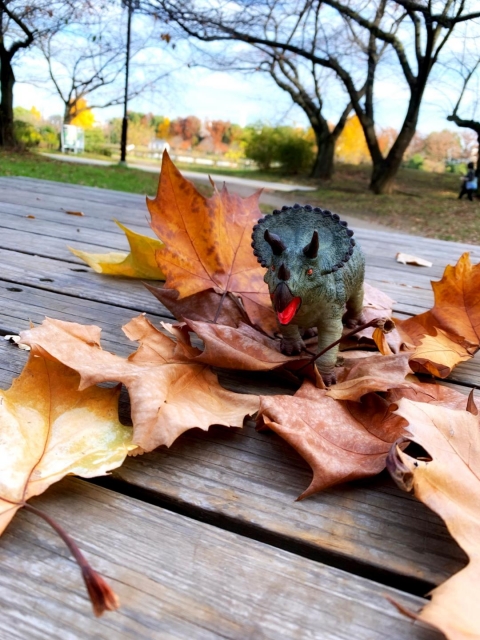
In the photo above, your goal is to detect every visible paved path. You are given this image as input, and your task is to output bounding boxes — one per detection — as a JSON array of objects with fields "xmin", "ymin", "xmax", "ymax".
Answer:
[
  {"xmin": 41, "ymin": 152, "xmax": 399, "ymax": 234},
  {"xmin": 41, "ymin": 153, "xmax": 315, "ymax": 192}
]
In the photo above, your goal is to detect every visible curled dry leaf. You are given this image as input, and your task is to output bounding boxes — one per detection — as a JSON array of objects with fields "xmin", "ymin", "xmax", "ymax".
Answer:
[
  {"xmin": 20, "ymin": 315, "xmax": 259, "ymax": 452},
  {"xmin": 388, "ymin": 398, "xmax": 480, "ymax": 640},
  {"xmin": 397, "ymin": 253, "xmax": 480, "ymax": 377},
  {"xmin": 258, "ymin": 380, "xmax": 406, "ymax": 499},
  {"xmin": 396, "ymin": 252, "xmax": 432, "ymax": 267},
  {"xmin": 0, "ymin": 354, "xmax": 135, "ymax": 536},
  {"xmin": 70, "ymin": 221, "xmax": 165, "ymax": 279},
  {"xmin": 147, "ymin": 151, "xmax": 276, "ymax": 334},
  {"xmin": 327, "ymin": 352, "xmax": 413, "ymax": 401}
]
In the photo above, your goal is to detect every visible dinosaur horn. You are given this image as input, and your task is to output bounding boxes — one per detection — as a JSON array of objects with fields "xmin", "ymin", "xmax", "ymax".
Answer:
[
  {"xmin": 303, "ymin": 230, "xmax": 319, "ymax": 259},
  {"xmin": 264, "ymin": 229, "xmax": 286, "ymax": 256},
  {"xmin": 278, "ymin": 263, "xmax": 290, "ymax": 281}
]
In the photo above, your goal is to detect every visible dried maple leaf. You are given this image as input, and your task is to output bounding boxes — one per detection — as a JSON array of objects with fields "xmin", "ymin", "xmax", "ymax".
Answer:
[
  {"xmin": 385, "ymin": 381, "xmax": 472, "ymax": 411},
  {"xmin": 144, "ymin": 284, "xmax": 246, "ymax": 328},
  {"xmin": 326, "ymin": 353, "xmax": 413, "ymax": 401},
  {"xmin": 70, "ymin": 221, "xmax": 165, "ymax": 279},
  {"xmin": 396, "ymin": 253, "xmax": 480, "ymax": 376},
  {"xmin": 20, "ymin": 315, "xmax": 259, "ymax": 452},
  {"xmin": 388, "ymin": 398, "xmax": 480, "ymax": 640},
  {"xmin": 182, "ymin": 319, "xmax": 310, "ymax": 371},
  {"xmin": 0, "ymin": 354, "xmax": 134, "ymax": 535},
  {"xmin": 258, "ymin": 380, "xmax": 406, "ymax": 499},
  {"xmin": 147, "ymin": 151, "xmax": 276, "ymax": 333}
]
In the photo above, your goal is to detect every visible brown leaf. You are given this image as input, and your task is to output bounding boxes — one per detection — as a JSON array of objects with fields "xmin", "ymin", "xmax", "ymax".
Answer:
[
  {"xmin": 63, "ymin": 209, "xmax": 84, "ymax": 216},
  {"xmin": 146, "ymin": 151, "xmax": 276, "ymax": 334},
  {"xmin": 182, "ymin": 319, "xmax": 310, "ymax": 371},
  {"xmin": 19, "ymin": 316, "xmax": 259, "ymax": 452},
  {"xmin": 385, "ymin": 381, "xmax": 472, "ymax": 411},
  {"xmin": 388, "ymin": 399, "xmax": 480, "ymax": 639},
  {"xmin": 258, "ymin": 380, "xmax": 406, "ymax": 499},
  {"xmin": 327, "ymin": 353, "xmax": 413, "ymax": 401},
  {"xmin": 144, "ymin": 284, "xmax": 246, "ymax": 328}
]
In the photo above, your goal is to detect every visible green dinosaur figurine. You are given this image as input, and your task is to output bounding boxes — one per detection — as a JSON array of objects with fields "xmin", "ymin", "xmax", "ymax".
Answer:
[{"xmin": 251, "ymin": 204, "xmax": 366, "ymax": 386}]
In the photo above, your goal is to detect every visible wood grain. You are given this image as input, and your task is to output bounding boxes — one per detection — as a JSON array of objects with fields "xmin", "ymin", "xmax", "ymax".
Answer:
[{"xmin": 0, "ymin": 478, "xmax": 443, "ymax": 640}]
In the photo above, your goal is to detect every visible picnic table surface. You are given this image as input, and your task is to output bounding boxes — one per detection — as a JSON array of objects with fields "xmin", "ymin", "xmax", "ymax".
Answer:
[{"xmin": 0, "ymin": 175, "xmax": 477, "ymax": 640}]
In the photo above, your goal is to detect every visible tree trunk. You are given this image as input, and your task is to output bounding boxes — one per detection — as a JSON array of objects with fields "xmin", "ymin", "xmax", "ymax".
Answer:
[
  {"xmin": 0, "ymin": 53, "xmax": 16, "ymax": 148},
  {"xmin": 311, "ymin": 132, "xmax": 335, "ymax": 180}
]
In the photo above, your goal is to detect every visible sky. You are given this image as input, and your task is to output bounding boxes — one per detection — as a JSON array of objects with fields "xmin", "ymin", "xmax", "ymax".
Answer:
[{"xmin": 12, "ymin": 11, "xmax": 479, "ymax": 136}]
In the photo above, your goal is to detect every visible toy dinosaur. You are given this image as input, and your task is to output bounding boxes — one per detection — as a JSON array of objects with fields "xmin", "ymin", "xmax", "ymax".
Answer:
[{"xmin": 251, "ymin": 204, "xmax": 366, "ymax": 385}]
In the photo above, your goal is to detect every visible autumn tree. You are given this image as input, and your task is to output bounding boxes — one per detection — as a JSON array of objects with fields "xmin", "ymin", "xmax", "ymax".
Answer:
[
  {"xmin": 151, "ymin": 0, "xmax": 480, "ymax": 193},
  {"xmin": 0, "ymin": 0, "xmax": 74, "ymax": 147}
]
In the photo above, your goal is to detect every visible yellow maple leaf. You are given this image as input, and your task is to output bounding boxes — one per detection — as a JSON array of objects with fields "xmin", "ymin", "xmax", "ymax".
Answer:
[{"xmin": 69, "ymin": 220, "xmax": 165, "ymax": 279}]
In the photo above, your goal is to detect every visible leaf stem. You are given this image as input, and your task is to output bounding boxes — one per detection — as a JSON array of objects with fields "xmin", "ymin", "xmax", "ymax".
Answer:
[
  {"xmin": 298, "ymin": 317, "xmax": 394, "ymax": 372},
  {"xmin": 24, "ymin": 503, "xmax": 119, "ymax": 616}
]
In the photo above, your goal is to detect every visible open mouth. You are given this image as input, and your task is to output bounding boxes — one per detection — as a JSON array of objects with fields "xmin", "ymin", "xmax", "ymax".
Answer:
[
  {"xmin": 273, "ymin": 283, "xmax": 302, "ymax": 325},
  {"xmin": 277, "ymin": 297, "xmax": 302, "ymax": 324}
]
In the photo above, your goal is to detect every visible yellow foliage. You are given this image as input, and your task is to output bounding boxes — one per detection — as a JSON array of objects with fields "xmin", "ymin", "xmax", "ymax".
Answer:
[
  {"xmin": 156, "ymin": 117, "xmax": 170, "ymax": 139},
  {"xmin": 335, "ymin": 115, "xmax": 370, "ymax": 164},
  {"xmin": 30, "ymin": 106, "xmax": 41, "ymax": 121},
  {"xmin": 69, "ymin": 98, "xmax": 95, "ymax": 129}
]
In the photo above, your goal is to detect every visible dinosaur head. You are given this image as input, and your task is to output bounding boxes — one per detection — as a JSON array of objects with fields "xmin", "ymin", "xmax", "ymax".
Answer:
[{"xmin": 251, "ymin": 204, "xmax": 356, "ymax": 325}]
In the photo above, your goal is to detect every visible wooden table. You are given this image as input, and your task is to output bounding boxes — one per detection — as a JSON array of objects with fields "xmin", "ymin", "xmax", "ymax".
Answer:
[{"xmin": 0, "ymin": 175, "xmax": 477, "ymax": 639}]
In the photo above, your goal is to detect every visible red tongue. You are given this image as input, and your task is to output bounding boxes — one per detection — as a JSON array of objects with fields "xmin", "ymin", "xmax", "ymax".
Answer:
[{"xmin": 277, "ymin": 297, "xmax": 301, "ymax": 325}]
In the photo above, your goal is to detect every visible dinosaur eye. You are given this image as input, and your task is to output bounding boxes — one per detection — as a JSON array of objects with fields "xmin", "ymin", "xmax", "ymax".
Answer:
[
  {"xmin": 306, "ymin": 268, "xmax": 313, "ymax": 276},
  {"xmin": 271, "ymin": 265, "xmax": 275, "ymax": 271}
]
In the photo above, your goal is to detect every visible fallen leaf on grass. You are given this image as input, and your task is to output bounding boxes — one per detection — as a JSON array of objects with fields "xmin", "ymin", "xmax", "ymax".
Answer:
[
  {"xmin": 258, "ymin": 380, "xmax": 406, "ymax": 498},
  {"xmin": 147, "ymin": 151, "xmax": 276, "ymax": 334},
  {"xmin": 70, "ymin": 221, "xmax": 165, "ymax": 279},
  {"xmin": 396, "ymin": 252, "xmax": 432, "ymax": 267},
  {"xmin": 388, "ymin": 398, "xmax": 480, "ymax": 640},
  {"xmin": 0, "ymin": 354, "xmax": 134, "ymax": 535},
  {"xmin": 20, "ymin": 315, "xmax": 259, "ymax": 452}
]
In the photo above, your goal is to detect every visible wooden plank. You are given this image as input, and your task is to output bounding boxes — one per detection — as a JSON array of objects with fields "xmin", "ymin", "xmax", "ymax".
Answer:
[
  {"xmin": 1, "ymin": 477, "xmax": 442, "ymax": 639},
  {"xmin": 0, "ymin": 250, "xmax": 170, "ymax": 317}
]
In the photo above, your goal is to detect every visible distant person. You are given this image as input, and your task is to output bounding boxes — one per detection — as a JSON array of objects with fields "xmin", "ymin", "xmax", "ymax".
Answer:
[{"xmin": 458, "ymin": 162, "xmax": 478, "ymax": 201}]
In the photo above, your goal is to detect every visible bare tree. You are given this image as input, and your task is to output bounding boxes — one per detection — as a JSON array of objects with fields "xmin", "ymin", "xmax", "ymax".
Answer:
[
  {"xmin": 151, "ymin": 0, "xmax": 480, "ymax": 194},
  {"xmin": 447, "ymin": 54, "xmax": 480, "ymax": 174},
  {"xmin": 0, "ymin": 0, "xmax": 74, "ymax": 147},
  {"xmin": 35, "ymin": 6, "xmax": 174, "ymax": 125}
]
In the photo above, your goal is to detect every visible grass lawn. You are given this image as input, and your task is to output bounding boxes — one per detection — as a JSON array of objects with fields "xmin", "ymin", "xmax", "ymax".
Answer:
[{"xmin": 1, "ymin": 150, "xmax": 479, "ymax": 244}]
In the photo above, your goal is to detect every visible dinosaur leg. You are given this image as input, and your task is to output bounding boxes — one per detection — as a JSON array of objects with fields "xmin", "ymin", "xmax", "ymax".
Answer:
[
  {"xmin": 343, "ymin": 284, "xmax": 366, "ymax": 328},
  {"xmin": 316, "ymin": 316, "xmax": 344, "ymax": 386},
  {"xmin": 279, "ymin": 323, "xmax": 305, "ymax": 355}
]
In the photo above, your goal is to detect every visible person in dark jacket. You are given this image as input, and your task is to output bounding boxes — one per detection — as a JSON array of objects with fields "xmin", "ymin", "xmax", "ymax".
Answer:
[{"xmin": 458, "ymin": 162, "xmax": 478, "ymax": 201}]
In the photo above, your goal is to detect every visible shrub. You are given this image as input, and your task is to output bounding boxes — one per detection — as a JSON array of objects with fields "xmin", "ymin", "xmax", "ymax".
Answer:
[
  {"xmin": 244, "ymin": 125, "xmax": 314, "ymax": 174},
  {"xmin": 244, "ymin": 126, "xmax": 281, "ymax": 170},
  {"xmin": 405, "ymin": 153, "xmax": 424, "ymax": 170},
  {"xmin": 84, "ymin": 128, "xmax": 112, "ymax": 156},
  {"xmin": 39, "ymin": 125, "xmax": 59, "ymax": 150},
  {"xmin": 276, "ymin": 132, "xmax": 314, "ymax": 174},
  {"xmin": 14, "ymin": 121, "xmax": 42, "ymax": 148}
]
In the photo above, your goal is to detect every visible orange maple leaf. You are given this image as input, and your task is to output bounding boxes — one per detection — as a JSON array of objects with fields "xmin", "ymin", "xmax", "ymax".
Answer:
[
  {"xmin": 146, "ymin": 151, "xmax": 276, "ymax": 333},
  {"xmin": 397, "ymin": 253, "xmax": 480, "ymax": 377}
]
